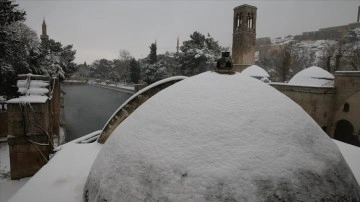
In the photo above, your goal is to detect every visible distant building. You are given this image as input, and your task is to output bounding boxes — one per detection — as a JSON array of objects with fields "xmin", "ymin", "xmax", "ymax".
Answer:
[
  {"xmin": 40, "ymin": 18, "xmax": 49, "ymax": 41},
  {"xmin": 270, "ymin": 68, "xmax": 360, "ymax": 146}
]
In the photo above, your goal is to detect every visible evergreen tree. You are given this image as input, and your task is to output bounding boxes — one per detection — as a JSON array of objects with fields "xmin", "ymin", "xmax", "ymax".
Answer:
[
  {"xmin": 91, "ymin": 59, "xmax": 113, "ymax": 80},
  {"xmin": 179, "ymin": 31, "xmax": 225, "ymax": 76},
  {"xmin": 39, "ymin": 38, "xmax": 76, "ymax": 78},
  {"xmin": 0, "ymin": 0, "xmax": 26, "ymax": 98},
  {"xmin": 129, "ymin": 58, "xmax": 140, "ymax": 84},
  {"xmin": 149, "ymin": 43, "xmax": 157, "ymax": 64}
]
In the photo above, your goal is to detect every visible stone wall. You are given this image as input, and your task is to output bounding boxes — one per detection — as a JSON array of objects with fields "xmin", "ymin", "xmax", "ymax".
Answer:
[
  {"xmin": 7, "ymin": 102, "xmax": 50, "ymax": 179},
  {"xmin": 256, "ymin": 44, "xmax": 282, "ymax": 61},
  {"xmin": 334, "ymin": 71, "xmax": 360, "ymax": 109},
  {"xmin": 7, "ymin": 75, "xmax": 61, "ymax": 179},
  {"xmin": 50, "ymin": 78, "xmax": 61, "ymax": 139},
  {"xmin": 293, "ymin": 22, "xmax": 360, "ymax": 41},
  {"xmin": 8, "ymin": 135, "xmax": 49, "ymax": 179},
  {"xmin": 270, "ymin": 84, "xmax": 336, "ymax": 135},
  {"xmin": 331, "ymin": 71, "xmax": 360, "ymax": 139},
  {"xmin": 7, "ymin": 103, "xmax": 50, "ymax": 136},
  {"xmin": 256, "ymin": 37, "xmax": 271, "ymax": 48},
  {"xmin": 0, "ymin": 110, "xmax": 7, "ymax": 138},
  {"xmin": 332, "ymin": 91, "xmax": 360, "ymax": 138}
]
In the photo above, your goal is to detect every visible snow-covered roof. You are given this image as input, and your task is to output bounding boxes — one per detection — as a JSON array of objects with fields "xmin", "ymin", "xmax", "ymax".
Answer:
[
  {"xmin": 241, "ymin": 65, "xmax": 269, "ymax": 78},
  {"xmin": 288, "ymin": 66, "xmax": 334, "ymax": 87},
  {"xmin": 7, "ymin": 96, "xmax": 48, "ymax": 104},
  {"xmin": 84, "ymin": 72, "xmax": 360, "ymax": 201},
  {"xmin": 8, "ymin": 131, "xmax": 102, "ymax": 202},
  {"xmin": 334, "ymin": 140, "xmax": 360, "ymax": 183},
  {"xmin": 7, "ymin": 76, "xmax": 50, "ymax": 104}
]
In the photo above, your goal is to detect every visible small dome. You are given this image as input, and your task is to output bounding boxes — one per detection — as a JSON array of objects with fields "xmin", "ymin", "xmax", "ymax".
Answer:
[
  {"xmin": 85, "ymin": 72, "xmax": 359, "ymax": 201},
  {"xmin": 288, "ymin": 66, "xmax": 334, "ymax": 87},
  {"xmin": 241, "ymin": 65, "xmax": 270, "ymax": 78}
]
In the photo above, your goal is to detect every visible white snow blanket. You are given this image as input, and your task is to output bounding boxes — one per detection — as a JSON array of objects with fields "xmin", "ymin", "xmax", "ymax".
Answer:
[
  {"xmin": 85, "ymin": 71, "xmax": 360, "ymax": 201},
  {"xmin": 8, "ymin": 131, "xmax": 102, "ymax": 202},
  {"xmin": 288, "ymin": 66, "xmax": 334, "ymax": 87},
  {"xmin": 241, "ymin": 65, "xmax": 270, "ymax": 78}
]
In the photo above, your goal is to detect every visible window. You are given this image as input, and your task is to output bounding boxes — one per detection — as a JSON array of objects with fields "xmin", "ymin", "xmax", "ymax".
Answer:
[{"xmin": 343, "ymin": 103, "xmax": 349, "ymax": 112}]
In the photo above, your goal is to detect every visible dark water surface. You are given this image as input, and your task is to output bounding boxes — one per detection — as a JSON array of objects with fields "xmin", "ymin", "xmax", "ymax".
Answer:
[{"xmin": 62, "ymin": 84, "xmax": 132, "ymax": 141}]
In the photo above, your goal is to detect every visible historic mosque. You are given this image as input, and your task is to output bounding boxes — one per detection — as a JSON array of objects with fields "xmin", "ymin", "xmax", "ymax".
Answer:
[{"xmin": 6, "ymin": 4, "xmax": 360, "ymax": 202}]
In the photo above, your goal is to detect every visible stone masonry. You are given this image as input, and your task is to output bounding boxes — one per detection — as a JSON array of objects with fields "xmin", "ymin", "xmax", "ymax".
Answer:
[{"xmin": 232, "ymin": 5, "xmax": 257, "ymax": 72}]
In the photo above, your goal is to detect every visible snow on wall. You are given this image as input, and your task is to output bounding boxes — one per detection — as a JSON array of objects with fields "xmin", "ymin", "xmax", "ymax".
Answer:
[
  {"xmin": 85, "ymin": 71, "xmax": 360, "ymax": 201},
  {"xmin": 7, "ymin": 95, "xmax": 48, "ymax": 104},
  {"xmin": 288, "ymin": 66, "xmax": 334, "ymax": 87},
  {"xmin": 8, "ymin": 76, "xmax": 50, "ymax": 103}
]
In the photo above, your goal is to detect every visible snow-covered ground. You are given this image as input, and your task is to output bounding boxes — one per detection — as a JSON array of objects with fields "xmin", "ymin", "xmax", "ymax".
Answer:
[
  {"xmin": 334, "ymin": 140, "xmax": 360, "ymax": 183},
  {"xmin": 0, "ymin": 142, "xmax": 10, "ymax": 183},
  {"xmin": 1, "ymin": 141, "xmax": 31, "ymax": 202},
  {"xmin": 0, "ymin": 178, "xmax": 29, "ymax": 202},
  {"xmin": 88, "ymin": 80, "xmax": 135, "ymax": 94},
  {"xmin": 4, "ymin": 131, "xmax": 102, "ymax": 202},
  {"xmin": 88, "ymin": 80, "xmax": 135, "ymax": 91}
]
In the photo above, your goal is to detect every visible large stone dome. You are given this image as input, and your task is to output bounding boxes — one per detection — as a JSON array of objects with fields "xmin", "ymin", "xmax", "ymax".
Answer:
[
  {"xmin": 85, "ymin": 72, "xmax": 359, "ymax": 201},
  {"xmin": 241, "ymin": 65, "xmax": 269, "ymax": 78},
  {"xmin": 288, "ymin": 66, "xmax": 334, "ymax": 87}
]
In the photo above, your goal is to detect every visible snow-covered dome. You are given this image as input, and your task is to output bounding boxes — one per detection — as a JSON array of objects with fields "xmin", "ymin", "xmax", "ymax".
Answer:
[
  {"xmin": 241, "ymin": 65, "xmax": 270, "ymax": 78},
  {"xmin": 288, "ymin": 66, "xmax": 334, "ymax": 87},
  {"xmin": 85, "ymin": 72, "xmax": 360, "ymax": 201}
]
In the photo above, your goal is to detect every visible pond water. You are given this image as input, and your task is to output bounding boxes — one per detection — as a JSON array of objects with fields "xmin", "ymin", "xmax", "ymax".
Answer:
[{"xmin": 62, "ymin": 84, "xmax": 132, "ymax": 141}]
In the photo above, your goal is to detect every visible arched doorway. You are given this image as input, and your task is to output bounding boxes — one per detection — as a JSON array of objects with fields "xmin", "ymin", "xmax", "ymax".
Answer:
[{"xmin": 334, "ymin": 119, "xmax": 358, "ymax": 146}]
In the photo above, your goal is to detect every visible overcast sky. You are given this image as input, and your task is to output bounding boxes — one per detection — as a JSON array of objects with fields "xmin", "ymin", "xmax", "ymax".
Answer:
[{"xmin": 18, "ymin": 0, "xmax": 359, "ymax": 64}]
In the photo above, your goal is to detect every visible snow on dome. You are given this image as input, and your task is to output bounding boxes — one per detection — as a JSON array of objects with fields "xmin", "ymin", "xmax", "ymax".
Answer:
[
  {"xmin": 85, "ymin": 72, "xmax": 360, "ymax": 201},
  {"xmin": 288, "ymin": 66, "xmax": 334, "ymax": 87},
  {"xmin": 241, "ymin": 65, "xmax": 269, "ymax": 78}
]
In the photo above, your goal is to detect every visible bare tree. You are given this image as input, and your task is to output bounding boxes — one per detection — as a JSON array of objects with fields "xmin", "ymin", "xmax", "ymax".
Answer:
[
  {"xmin": 343, "ymin": 44, "xmax": 360, "ymax": 71},
  {"xmin": 119, "ymin": 50, "xmax": 132, "ymax": 61},
  {"xmin": 319, "ymin": 41, "xmax": 337, "ymax": 73}
]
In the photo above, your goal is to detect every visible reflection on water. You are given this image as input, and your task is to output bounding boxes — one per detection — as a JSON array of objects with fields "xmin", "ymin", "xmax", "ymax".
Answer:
[{"xmin": 62, "ymin": 84, "xmax": 131, "ymax": 141}]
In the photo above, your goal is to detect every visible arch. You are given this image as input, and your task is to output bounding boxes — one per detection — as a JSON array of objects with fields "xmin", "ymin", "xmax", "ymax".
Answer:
[
  {"xmin": 334, "ymin": 119, "xmax": 357, "ymax": 146},
  {"xmin": 237, "ymin": 14, "xmax": 240, "ymax": 28},
  {"xmin": 239, "ymin": 13, "xmax": 243, "ymax": 27},
  {"xmin": 251, "ymin": 13, "xmax": 254, "ymax": 29},
  {"xmin": 97, "ymin": 76, "xmax": 187, "ymax": 144},
  {"xmin": 343, "ymin": 103, "xmax": 349, "ymax": 112}
]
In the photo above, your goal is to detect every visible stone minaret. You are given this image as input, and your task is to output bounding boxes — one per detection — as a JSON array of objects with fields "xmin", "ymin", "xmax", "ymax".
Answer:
[
  {"xmin": 40, "ymin": 18, "xmax": 49, "ymax": 41},
  {"xmin": 176, "ymin": 37, "xmax": 179, "ymax": 53},
  {"xmin": 232, "ymin": 4, "xmax": 257, "ymax": 72}
]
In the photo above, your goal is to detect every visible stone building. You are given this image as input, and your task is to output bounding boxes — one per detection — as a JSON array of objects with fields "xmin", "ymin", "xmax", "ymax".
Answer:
[
  {"xmin": 268, "ymin": 67, "xmax": 360, "ymax": 146},
  {"xmin": 232, "ymin": 4, "xmax": 257, "ymax": 72},
  {"xmin": 233, "ymin": 4, "xmax": 360, "ymax": 146},
  {"xmin": 240, "ymin": 63, "xmax": 360, "ymax": 146},
  {"xmin": 6, "ymin": 74, "xmax": 60, "ymax": 179}
]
